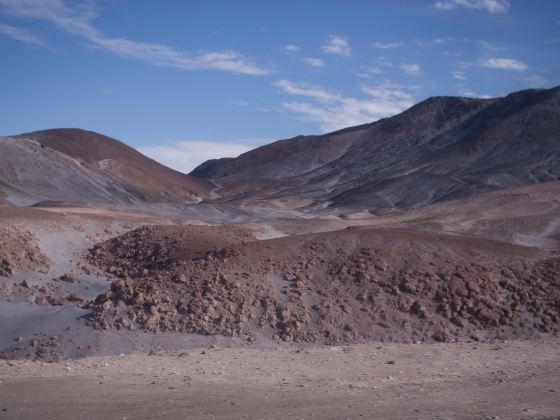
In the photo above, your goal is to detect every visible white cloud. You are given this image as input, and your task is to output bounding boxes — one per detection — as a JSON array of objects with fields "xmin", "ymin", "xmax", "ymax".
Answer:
[
  {"xmin": 285, "ymin": 44, "xmax": 301, "ymax": 53},
  {"xmin": 274, "ymin": 79, "xmax": 340, "ymax": 102},
  {"xmin": 0, "ymin": 23, "xmax": 49, "ymax": 47},
  {"xmin": 525, "ymin": 74, "xmax": 548, "ymax": 86},
  {"xmin": 481, "ymin": 58, "xmax": 528, "ymax": 71},
  {"xmin": 400, "ymin": 63, "xmax": 421, "ymax": 76},
  {"xmin": 414, "ymin": 37, "xmax": 467, "ymax": 48},
  {"xmin": 458, "ymin": 88, "xmax": 477, "ymax": 97},
  {"xmin": 274, "ymin": 79, "xmax": 415, "ymax": 132},
  {"xmin": 303, "ymin": 57, "xmax": 325, "ymax": 67},
  {"xmin": 357, "ymin": 66, "xmax": 383, "ymax": 78},
  {"xmin": 372, "ymin": 42, "xmax": 401, "ymax": 49},
  {"xmin": 321, "ymin": 35, "xmax": 351, "ymax": 56},
  {"xmin": 479, "ymin": 40, "xmax": 506, "ymax": 51},
  {"xmin": 0, "ymin": 0, "xmax": 268, "ymax": 75},
  {"xmin": 458, "ymin": 87, "xmax": 494, "ymax": 99},
  {"xmin": 452, "ymin": 70, "xmax": 466, "ymax": 80},
  {"xmin": 138, "ymin": 140, "xmax": 264, "ymax": 174},
  {"xmin": 433, "ymin": 0, "xmax": 510, "ymax": 13},
  {"xmin": 377, "ymin": 57, "xmax": 395, "ymax": 68}
]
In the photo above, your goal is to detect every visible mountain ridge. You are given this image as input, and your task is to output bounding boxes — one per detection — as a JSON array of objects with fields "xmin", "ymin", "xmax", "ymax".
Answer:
[
  {"xmin": 191, "ymin": 86, "xmax": 560, "ymax": 212},
  {"xmin": 1, "ymin": 86, "xmax": 558, "ymax": 213}
]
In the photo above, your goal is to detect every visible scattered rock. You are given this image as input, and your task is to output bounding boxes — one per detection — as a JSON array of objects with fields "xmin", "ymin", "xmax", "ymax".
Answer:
[
  {"xmin": 59, "ymin": 273, "xmax": 79, "ymax": 283},
  {"xmin": 85, "ymin": 225, "xmax": 560, "ymax": 344}
]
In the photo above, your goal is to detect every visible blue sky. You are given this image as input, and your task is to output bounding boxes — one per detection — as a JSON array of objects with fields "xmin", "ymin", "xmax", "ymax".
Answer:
[{"xmin": 0, "ymin": 0, "xmax": 559, "ymax": 172}]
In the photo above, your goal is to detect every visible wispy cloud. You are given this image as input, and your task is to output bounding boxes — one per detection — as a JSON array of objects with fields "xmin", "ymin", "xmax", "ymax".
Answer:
[
  {"xmin": 274, "ymin": 79, "xmax": 340, "ymax": 102},
  {"xmin": 481, "ymin": 58, "xmax": 527, "ymax": 71},
  {"xmin": 479, "ymin": 40, "xmax": 506, "ymax": 51},
  {"xmin": 452, "ymin": 70, "xmax": 466, "ymax": 80},
  {"xmin": 321, "ymin": 35, "xmax": 351, "ymax": 56},
  {"xmin": 433, "ymin": 0, "xmax": 510, "ymax": 13},
  {"xmin": 357, "ymin": 66, "xmax": 383, "ymax": 78},
  {"xmin": 414, "ymin": 37, "xmax": 472, "ymax": 49},
  {"xmin": 372, "ymin": 41, "xmax": 401, "ymax": 49},
  {"xmin": 285, "ymin": 44, "xmax": 301, "ymax": 53},
  {"xmin": 303, "ymin": 57, "xmax": 325, "ymax": 67},
  {"xmin": 138, "ymin": 140, "xmax": 263, "ymax": 174},
  {"xmin": 274, "ymin": 79, "xmax": 415, "ymax": 132},
  {"xmin": 0, "ymin": 0, "xmax": 269, "ymax": 75},
  {"xmin": 458, "ymin": 87, "xmax": 494, "ymax": 99},
  {"xmin": 400, "ymin": 63, "xmax": 421, "ymax": 76},
  {"xmin": 525, "ymin": 74, "xmax": 549, "ymax": 86},
  {"xmin": 377, "ymin": 57, "xmax": 396, "ymax": 68},
  {"xmin": 0, "ymin": 23, "xmax": 49, "ymax": 47}
]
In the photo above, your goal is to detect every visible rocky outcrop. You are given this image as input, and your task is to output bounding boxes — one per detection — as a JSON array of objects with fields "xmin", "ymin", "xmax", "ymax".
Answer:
[
  {"xmin": 0, "ymin": 226, "xmax": 51, "ymax": 276},
  {"xmin": 88, "ymin": 225, "xmax": 560, "ymax": 344}
]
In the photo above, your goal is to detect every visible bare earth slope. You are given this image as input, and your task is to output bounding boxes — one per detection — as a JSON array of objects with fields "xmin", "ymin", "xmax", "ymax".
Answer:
[{"xmin": 0, "ymin": 129, "xmax": 212, "ymax": 206}]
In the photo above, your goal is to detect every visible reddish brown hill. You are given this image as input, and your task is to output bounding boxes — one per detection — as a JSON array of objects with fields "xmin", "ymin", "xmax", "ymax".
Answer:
[
  {"xmin": 23, "ymin": 128, "xmax": 213, "ymax": 200},
  {"xmin": 0, "ymin": 129, "xmax": 213, "ymax": 206}
]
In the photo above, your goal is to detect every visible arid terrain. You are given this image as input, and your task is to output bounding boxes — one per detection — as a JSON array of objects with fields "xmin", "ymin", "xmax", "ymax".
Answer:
[
  {"xmin": 0, "ymin": 86, "xmax": 559, "ymax": 418},
  {"xmin": 1, "ymin": 340, "xmax": 559, "ymax": 420}
]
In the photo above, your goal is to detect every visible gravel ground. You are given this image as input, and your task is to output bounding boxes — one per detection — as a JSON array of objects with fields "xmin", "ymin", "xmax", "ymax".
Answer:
[{"xmin": 1, "ymin": 339, "xmax": 559, "ymax": 420}]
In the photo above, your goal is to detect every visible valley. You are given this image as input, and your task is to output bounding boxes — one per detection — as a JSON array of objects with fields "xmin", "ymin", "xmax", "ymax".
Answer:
[{"xmin": 0, "ymin": 86, "xmax": 559, "ymax": 419}]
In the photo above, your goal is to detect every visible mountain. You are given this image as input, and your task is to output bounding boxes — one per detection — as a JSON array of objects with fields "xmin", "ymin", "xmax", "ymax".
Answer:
[
  {"xmin": 2, "ymin": 86, "xmax": 559, "ymax": 212},
  {"xmin": 192, "ymin": 86, "xmax": 560, "ymax": 212},
  {"xmin": 0, "ymin": 128, "xmax": 213, "ymax": 206}
]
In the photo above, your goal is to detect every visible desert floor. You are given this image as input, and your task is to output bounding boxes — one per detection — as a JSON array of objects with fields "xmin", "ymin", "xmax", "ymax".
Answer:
[{"xmin": 1, "ymin": 339, "xmax": 559, "ymax": 420}]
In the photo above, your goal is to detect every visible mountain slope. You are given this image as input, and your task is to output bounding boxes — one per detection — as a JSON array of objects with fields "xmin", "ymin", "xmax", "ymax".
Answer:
[
  {"xmin": 192, "ymin": 87, "xmax": 560, "ymax": 212},
  {"xmin": 0, "ymin": 128, "xmax": 213, "ymax": 206}
]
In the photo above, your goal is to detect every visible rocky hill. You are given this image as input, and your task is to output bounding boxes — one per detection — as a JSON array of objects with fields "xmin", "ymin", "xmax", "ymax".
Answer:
[{"xmin": 0, "ymin": 128, "xmax": 213, "ymax": 206}]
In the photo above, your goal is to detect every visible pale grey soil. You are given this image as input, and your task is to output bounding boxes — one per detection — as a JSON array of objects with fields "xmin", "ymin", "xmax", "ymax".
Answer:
[{"xmin": 0, "ymin": 339, "xmax": 559, "ymax": 420}]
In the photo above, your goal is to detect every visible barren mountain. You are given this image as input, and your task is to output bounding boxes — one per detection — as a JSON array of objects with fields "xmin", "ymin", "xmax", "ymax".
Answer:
[
  {"xmin": 0, "ymin": 128, "xmax": 213, "ymax": 206},
  {"xmin": 193, "ymin": 86, "xmax": 560, "ymax": 212}
]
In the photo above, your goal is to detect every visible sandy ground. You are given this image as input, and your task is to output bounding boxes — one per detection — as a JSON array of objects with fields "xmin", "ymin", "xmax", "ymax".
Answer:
[{"xmin": 1, "ymin": 339, "xmax": 559, "ymax": 420}]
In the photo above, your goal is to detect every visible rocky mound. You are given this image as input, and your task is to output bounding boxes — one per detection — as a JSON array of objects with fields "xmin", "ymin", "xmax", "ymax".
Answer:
[
  {"xmin": 0, "ymin": 225, "xmax": 51, "ymax": 276},
  {"xmin": 88, "ymin": 225, "xmax": 560, "ymax": 344}
]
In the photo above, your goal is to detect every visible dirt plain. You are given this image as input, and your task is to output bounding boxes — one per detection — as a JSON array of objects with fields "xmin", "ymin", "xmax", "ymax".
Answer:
[{"xmin": 1, "ymin": 339, "xmax": 559, "ymax": 420}]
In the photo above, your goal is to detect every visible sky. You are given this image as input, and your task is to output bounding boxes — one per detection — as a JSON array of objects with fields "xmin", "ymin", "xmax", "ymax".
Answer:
[{"xmin": 0, "ymin": 0, "xmax": 559, "ymax": 173}]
